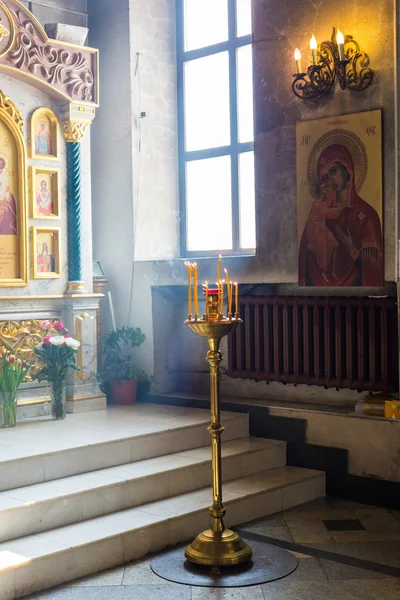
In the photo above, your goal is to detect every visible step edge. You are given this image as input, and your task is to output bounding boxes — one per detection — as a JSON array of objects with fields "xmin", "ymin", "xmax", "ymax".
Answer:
[{"xmin": 0, "ymin": 469, "xmax": 325, "ymax": 566}]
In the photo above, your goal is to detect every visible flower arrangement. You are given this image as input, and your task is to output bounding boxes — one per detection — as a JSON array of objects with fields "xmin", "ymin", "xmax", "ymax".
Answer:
[
  {"xmin": 0, "ymin": 348, "xmax": 30, "ymax": 427},
  {"xmin": 33, "ymin": 320, "xmax": 80, "ymax": 419}
]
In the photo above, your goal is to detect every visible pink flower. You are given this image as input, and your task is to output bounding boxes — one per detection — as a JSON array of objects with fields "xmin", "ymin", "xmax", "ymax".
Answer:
[
  {"xmin": 54, "ymin": 321, "xmax": 66, "ymax": 332},
  {"xmin": 64, "ymin": 334, "xmax": 71, "ymax": 339},
  {"xmin": 40, "ymin": 320, "xmax": 51, "ymax": 331},
  {"xmin": 0, "ymin": 347, "xmax": 6, "ymax": 358},
  {"xmin": 43, "ymin": 335, "xmax": 51, "ymax": 346},
  {"xmin": 7, "ymin": 355, "xmax": 16, "ymax": 364}
]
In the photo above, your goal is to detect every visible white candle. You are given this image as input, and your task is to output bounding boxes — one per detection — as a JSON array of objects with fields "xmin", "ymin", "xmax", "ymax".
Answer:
[
  {"xmin": 337, "ymin": 29, "xmax": 345, "ymax": 61},
  {"xmin": 310, "ymin": 35, "xmax": 317, "ymax": 65},
  {"xmin": 294, "ymin": 48, "xmax": 302, "ymax": 74}
]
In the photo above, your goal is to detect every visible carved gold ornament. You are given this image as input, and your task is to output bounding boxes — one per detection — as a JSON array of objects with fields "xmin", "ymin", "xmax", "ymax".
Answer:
[
  {"xmin": 0, "ymin": 319, "xmax": 56, "ymax": 379},
  {"xmin": 0, "ymin": 21, "xmax": 10, "ymax": 42},
  {"xmin": 0, "ymin": 89, "xmax": 23, "ymax": 132},
  {"xmin": 63, "ymin": 120, "xmax": 89, "ymax": 143},
  {"xmin": 0, "ymin": 2, "xmax": 14, "ymax": 57},
  {"xmin": 7, "ymin": 5, "xmax": 95, "ymax": 102}
]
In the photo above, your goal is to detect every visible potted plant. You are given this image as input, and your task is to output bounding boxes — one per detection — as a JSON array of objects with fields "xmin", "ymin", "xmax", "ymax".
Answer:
[
  {"xmin": 32, "ymin": 320, "xmax": 80, "ymax": 420},
  {"xmin": 98, "ymin": 327, "xmax": 153, "ymax": 405},
  {"xmin": 0, "ymin": 348, "xmax": 30, "ymax": 428}
]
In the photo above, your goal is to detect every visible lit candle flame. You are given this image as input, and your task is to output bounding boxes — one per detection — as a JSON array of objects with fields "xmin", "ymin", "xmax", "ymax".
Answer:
[
  {"xmin": 294, "ymin": 48, "xmax": 301, "ymax": 61},
  {"xmin": 310, "ymin": 35, "xmax": 317, "ymax": 50},
  {"xmin": 337, "ymin": 29, "xmax": 344, "ymax": 45}
]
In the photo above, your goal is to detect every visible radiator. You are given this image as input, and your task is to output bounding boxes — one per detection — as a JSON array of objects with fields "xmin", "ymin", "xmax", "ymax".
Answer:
[{"xmin": 227, "ymin": 296, "xmax": 398, "ymax": 393}]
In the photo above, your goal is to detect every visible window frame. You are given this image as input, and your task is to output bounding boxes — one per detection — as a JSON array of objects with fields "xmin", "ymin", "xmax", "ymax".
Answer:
[{"xmin": 176, "ymin": 0, "xmax": 255, "ymax": 258}]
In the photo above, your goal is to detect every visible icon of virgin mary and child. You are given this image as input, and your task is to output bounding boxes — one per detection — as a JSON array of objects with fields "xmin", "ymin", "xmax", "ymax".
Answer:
[
  {"xmin": 299, "ymin": 144, "xmax": 383, "ymax": 287},
  {"xmin": 0, "ymin": 157, "xmax": 17, "ymax": 236}
]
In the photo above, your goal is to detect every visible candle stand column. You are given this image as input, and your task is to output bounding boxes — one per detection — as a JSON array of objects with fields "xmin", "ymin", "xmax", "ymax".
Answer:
[{"xmin": 185, "ymin": 319, "xmax": 252, "ymax": 566}]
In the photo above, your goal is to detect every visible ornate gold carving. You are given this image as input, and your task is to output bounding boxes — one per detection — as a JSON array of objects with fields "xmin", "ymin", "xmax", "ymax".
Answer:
[
  {"xmin": 7, "ymin": 8, "xmax": 95, "ymax": 102},
  {"xmin": 0, "ymin": 89, "xmax": 23, "ymax": 132},
  {"xmin": 0, "ymin": 2, "xmax": 15, "ymax": 57},
  {"xmin": 66, "ymin": 281, "xmax": 86, "ymax": 293},
  {"xmin": 63, "ymin": 121, "xmax": 89, "ymax": 142},
  {"xmin": 0, "ymin": 319, "xmax": 56, "ymax": 379},
  {"xmin": 0, "ymin": 22, "xmax": 10, "ymax": 41},
  {"xmin": 75, "ymin": 313, "xmax": 94, "ymax": 381}
]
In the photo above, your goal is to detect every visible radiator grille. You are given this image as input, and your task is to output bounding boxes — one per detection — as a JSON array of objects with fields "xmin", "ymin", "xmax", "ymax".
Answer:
[{"xmin": 227, "ymin": 296, "xmax": 398, "ymax": 392}]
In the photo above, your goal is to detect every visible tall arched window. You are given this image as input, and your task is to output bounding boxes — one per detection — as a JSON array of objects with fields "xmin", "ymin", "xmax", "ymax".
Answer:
[{"xmin": 177, "ymin": 0, "xmax": 255, "ymax": 257}]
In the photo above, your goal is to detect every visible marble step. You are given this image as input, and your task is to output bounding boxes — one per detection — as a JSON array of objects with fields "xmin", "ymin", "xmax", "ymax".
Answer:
[
  {"xmin": 0, "ymin": 465, "xmax": 325, "ymax": 600},
  {"xmin": 0, "ymin": 406, "xmax": 249, "ymax": 491},
  {"xmin": 0, "ymin": 437, "xmax": 286, "ymax": 543}
]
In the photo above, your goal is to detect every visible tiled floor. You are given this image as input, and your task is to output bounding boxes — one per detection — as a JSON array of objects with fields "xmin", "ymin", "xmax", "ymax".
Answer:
[{"xmin": 26, "ymin": 497, "xmax": 400, "ymax": 599}]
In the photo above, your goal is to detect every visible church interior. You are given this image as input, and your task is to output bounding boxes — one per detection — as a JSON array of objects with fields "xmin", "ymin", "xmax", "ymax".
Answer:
[{"xmin": 0, "ymin": 0, "xmax": 398, "ymax": 598}]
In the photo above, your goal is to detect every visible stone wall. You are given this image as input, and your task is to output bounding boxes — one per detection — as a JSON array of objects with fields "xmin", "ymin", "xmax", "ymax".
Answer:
[
  {"xmin": 253, "ymin": 0, "xmax": 396, "ymax": 282},
  {"xmin": 89, "ymin": 0, "xmax": 399, "ymax": 401}
]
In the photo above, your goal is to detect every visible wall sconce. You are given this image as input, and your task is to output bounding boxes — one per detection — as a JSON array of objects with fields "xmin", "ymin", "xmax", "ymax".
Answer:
[{"xmin": 292, "ymin": 27, "xmax": 373, "ymax": 102}]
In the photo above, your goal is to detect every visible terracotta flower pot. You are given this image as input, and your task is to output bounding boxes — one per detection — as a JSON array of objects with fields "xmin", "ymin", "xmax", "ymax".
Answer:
[{"xmin": 109, "ymin": 380, "xmax": 138, "ymax": 405}]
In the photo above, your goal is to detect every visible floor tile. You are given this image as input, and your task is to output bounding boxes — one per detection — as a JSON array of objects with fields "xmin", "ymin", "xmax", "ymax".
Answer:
[
  {"xmin": 330, "ymin": 530, "xmax": 400, "ymax": 543},
  {"xmin": 284, "ymin": 517, "xmax": 333, "ymax": 543},
  {"xmin": 25, "ymin": 585, "xmax": 191, "ymax": 599},
  {"xmin": 261, "ymin": 579, "xmax": 399, "ymax": 600},
  {"xmin": 67, "ymin": 566, "xmax": 125, "ymax": 587},
  {"xmin": 123, "ymin": 557, "xmax": 174, "ymax": 585},
  {"xmin": 354, "ymin": 508, "xmax": 400, "ymax": 531},
  {"xmin": 318, "ymin": 558, "xmax": 392, "ymax": 580},
  {"xmin": 191, "ymin": 585, "xmax": 265, "ymax": 599},
  {"xmin": 283, "ymin": 557, "xmax": 327, "ymax": 581},
  {"xmin": 323, "ymin": 519, "xmax": 365, "ymax": 532},
  {"xmin": 242, "ymin": 524, "xmax": 293, "ymax": 543},
  {"xmin": 306, "ymin": 541, "xmax": 400, "ymax": 568}
]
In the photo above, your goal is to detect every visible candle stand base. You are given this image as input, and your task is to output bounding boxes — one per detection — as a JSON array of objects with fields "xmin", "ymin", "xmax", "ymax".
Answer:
[
  {"xmin": 151, "ymin": 540, "xmax": 298, "ymax": 587},
  {"xmin": 185, "ymin": 528, "xmax": 252, "ymax": 567}
]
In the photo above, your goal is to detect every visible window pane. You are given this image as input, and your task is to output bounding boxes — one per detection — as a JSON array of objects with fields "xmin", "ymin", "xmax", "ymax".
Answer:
[
  {"xmin": 184, "ymin": 0, "xmax": 228, "ymax": 51},
  {"xmin": 186, "ymin": 156, "xmax": 232, "ymax": 251},
  {"xmin": 236, "ymin": 0, "xmax": 252, "ymax": 37},
  {"xmin": 237, "ymin": 45, "xmax": 254, "ymax": 143},
  {"xmin": 239, "ymin": 151, "xmax": 256, "ymax": 248},
  {"xmin": 184, "ymin": 52, "xmax": 230, "ymax": 152}
]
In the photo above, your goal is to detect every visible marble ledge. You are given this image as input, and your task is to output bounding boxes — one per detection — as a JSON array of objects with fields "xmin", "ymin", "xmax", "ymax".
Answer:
[{"xmin": 0, "ymin": 294, "xmax": 104, "ymax": 301}]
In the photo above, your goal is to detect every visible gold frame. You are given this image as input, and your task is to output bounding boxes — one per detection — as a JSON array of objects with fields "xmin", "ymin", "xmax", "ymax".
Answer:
[
  {"xmin": 30, "ymin": 166, "xmax": 60, "ymax": 219},
  {"xmin": 32, "ymin": 226, "xmax": 61, "ymax": 279},
  {"xmin": 0, "ymin": 91, "xmax": 27, "ymax": 287},
  {"xmin": 30, "ymin": 107, "xmax": 60, "ymax": 161}
]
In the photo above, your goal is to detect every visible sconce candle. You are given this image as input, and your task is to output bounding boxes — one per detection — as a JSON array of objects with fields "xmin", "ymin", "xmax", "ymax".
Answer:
[
  {"xmin": 294, "ymin": 48, "xmax": 302, "ymax": 74},
  {"xmin": 310, "ymin": 35, "xmax": 317, "ymax": 65},
  {"xmin": 337, "ymin": 29, "xmax": 345, "ymax": 61}
]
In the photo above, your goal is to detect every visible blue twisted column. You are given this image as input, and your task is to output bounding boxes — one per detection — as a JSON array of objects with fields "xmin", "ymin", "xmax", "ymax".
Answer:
[
  {"xmin": 64, "ymin": 121, "xmax": 89, "ymax": 293},
  {"xmin": 66, "ymin": 141, "xmax": 83, "ymax": 288}
]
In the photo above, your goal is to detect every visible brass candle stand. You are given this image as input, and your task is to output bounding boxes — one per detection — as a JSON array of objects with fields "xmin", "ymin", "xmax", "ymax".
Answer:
[{"xmin": 184, "ymin": 313, "xmax": 252, "ymax": 567}]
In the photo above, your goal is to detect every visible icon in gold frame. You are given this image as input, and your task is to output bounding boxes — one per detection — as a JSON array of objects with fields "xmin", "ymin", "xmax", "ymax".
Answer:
[
  {"xmin": 30, "ymin": 166, "xmax": 60, "ymax": 219},
  {"xmin": 32, "ymin": 226, "xmax": 61, "ymax": 279},
  {"xmin": 31, "ymin": 107, "xmax": 59, "ymax": 161}
]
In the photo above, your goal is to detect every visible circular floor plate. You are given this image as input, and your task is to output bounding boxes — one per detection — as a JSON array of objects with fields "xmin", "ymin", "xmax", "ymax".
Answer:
[{"xmin": 151, "ymin": 540, "xmax": 298, "ymax": 588}]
